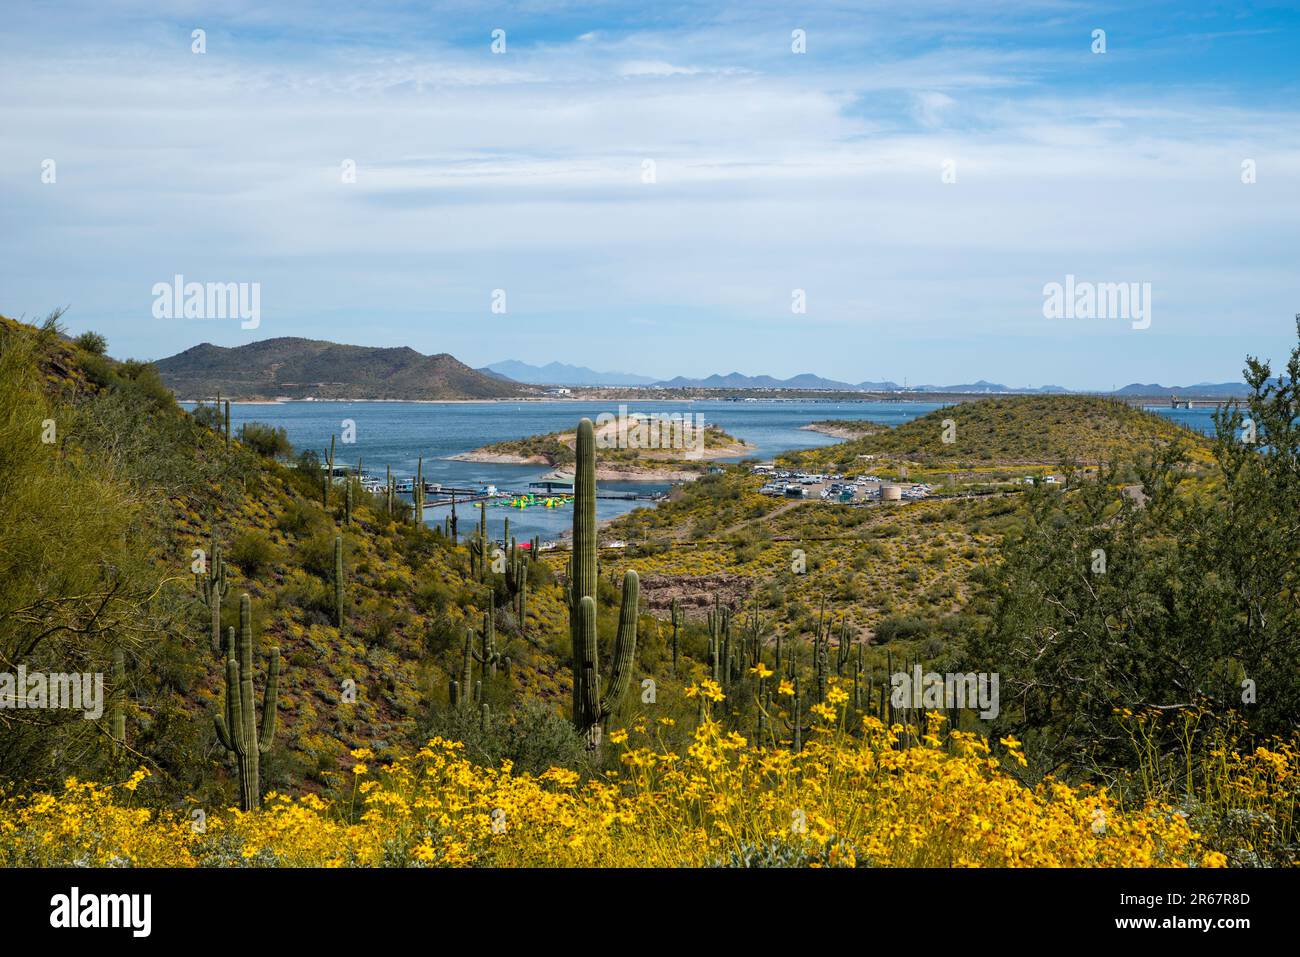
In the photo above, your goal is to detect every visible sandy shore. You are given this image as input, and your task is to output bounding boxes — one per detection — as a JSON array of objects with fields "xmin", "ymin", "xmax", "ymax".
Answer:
[
  {"xmin": 542, "ymin": 465, "xmax": 708, "ymax": 482},
  {"xmin": 447, "ymin": 450, "xmax": 552, "ymax": 465}
]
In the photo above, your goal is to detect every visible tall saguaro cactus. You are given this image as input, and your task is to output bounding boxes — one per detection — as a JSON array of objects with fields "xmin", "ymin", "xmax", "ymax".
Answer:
[
  {"xmin": 505, "ymin": 540, "xmax": 529, "ymax": 630},
  {"xmin": 472, "ymin": 501, "xmax": 489, "ymax": 580},
  {"xmin": 414, "ymin": 457, "xmax": 424, "ymax": 525},
  {"xmin": 334, "ymin": 535, "xmax": 345, "ymax": 630},
  {"xmin": 568, "ymin": 418, "xmax": 638, "ymax": 743},
  {"xmin": 195, "ymin": 528, "xmax": 230, "ymax": 654},
  {"xmin": 324, "ymin": 435, "xmax": 336, "ymax": 507},
  {"xmin": 473, "ymin": 595, "xmax": 510, "ymax": 677},
  {"xmin": 214, "ymin": 595, "xmax": 281, "ymax": 811},
  {"xmin": 670, "ymin": 598, "xmax": 682, "ymax": 675}
]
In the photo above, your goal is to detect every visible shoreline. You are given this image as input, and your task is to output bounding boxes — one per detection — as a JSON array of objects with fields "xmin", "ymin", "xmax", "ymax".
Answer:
[
  {"xmin": 799, "ymin": 422, "xmax": 886, "ymax": 440},
  {"xmin": 452, "ymin": 421, "xmax": 755, "ymax": 481}
]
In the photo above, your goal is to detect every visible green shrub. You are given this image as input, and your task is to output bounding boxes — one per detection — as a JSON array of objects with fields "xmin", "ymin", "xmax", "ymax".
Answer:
[
  {"xmin": 277, "ymin": 499, "xmax": 329, "ymax": 539},
  {"xmin": 228, "ymin": 530, "xmax": 279, "ymax": 577},
  {"xmin": 239, "ymin": 421, "xmax": 292, "ymax": 459},
  {"xmin": 426, "ymin": 699, "xmax": 594, "ymax": 776},
  {"xmin": 73, "ymin": 331, "xmax": 108, "ymax": 355},
  {"xmin": 873, "ymin": 614, "xmax": 929, "ymax": 644}
]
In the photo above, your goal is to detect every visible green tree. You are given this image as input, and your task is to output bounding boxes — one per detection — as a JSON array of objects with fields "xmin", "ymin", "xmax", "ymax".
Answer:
[{"xmin": 969, "ymin": 318, "xmax": 1300, "ymax": 776}]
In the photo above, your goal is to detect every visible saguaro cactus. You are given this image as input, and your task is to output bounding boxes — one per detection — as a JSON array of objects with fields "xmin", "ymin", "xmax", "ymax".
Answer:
[
  {"xmin": 334, "ymin": 535, "xmax": 345, "ymax": 630},
  {"xmin": 324, "ymin": 435, "xmax": 336, "ymax": 507},
  {"xmin": 477, "ymin": 503, "xmax": 488, "ymax": 579},
  {"xmin": 195, "ymin": 528, "xmax": 231, "ymax": 654},
  {"xmin": 517, "ymin": 575, "xmax": 527, "ymax": 630},
  {"xmin": 224, "ymin": 399, "xmax": 231, "ymax": 449},
  {"xmin": 568, "ymin": 418, "xmax": 638, "ymax": 743},
  {"xmin": 214, "ymin": 595, "xmax": 281, "ymax": 811},
  {"xmin": 853, "ymin": 643, "xmax": 864, "ymax": 712},
  {"xmin": 460, "ymin": 627, "xmax": 475, "ymax": 704},
  {"xmin": 505, "ymin": 543, "xmax": 529, "ymax": 628},
  {"xmin": 836, "ymin": 618, "xmax": 853, "ymax": 675},
  {"xmin": 473, "ymin": 595, "xmax": 510, "ymax": 677},
  {"xmin": 468, "ymin": 535, "xmax": 483, "ymax": 579},
  {"xmin": 414, "ymin": 457, "xmax": 424, "ymax": 525},
  {"xmin": 670, "ymin": 598, "xmax": 682, "ymax": 674}
]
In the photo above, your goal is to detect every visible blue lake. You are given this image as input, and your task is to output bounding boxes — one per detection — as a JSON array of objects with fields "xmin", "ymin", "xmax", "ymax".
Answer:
[{"xmin": 191, "ymin": 399, "xmax": 1222, "ymax": 541}]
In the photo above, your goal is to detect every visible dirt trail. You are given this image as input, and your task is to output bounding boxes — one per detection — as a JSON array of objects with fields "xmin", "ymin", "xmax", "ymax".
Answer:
[{"xmin": 715, "ymin": 499, "xmax": 806, "ymax": 538}]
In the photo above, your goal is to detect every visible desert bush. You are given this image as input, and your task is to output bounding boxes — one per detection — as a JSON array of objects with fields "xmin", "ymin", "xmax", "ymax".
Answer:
[
  {"xmin": 73, "ymin": 331, "xmax": 108, "ymax": 355},
  {"xmin": 239, "ymin": 421, "xmax": 292, "ymax": 459},
  {"xmin": 228, "ymin": 529, "xmax": 280, "ymax": 577}
]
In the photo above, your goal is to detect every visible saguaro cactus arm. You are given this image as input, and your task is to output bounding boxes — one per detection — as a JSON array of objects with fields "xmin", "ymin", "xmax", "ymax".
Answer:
[
  {"xmin": 599, "ymin": 570, "xmax": 639, "ymax": 718},
  {"xmin": 258, "ymin": 648, "xmax": 280, "ymax": 754}
]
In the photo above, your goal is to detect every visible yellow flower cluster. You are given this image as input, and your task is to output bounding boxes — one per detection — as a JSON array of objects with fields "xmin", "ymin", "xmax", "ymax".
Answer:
[
  {"xmin": 1117, "ymin": 706, "xmax": 1297, "ymax": 864},
  {"xmin": 0, "ymin": 709, "xmax": 1243, "ymax": 868}
]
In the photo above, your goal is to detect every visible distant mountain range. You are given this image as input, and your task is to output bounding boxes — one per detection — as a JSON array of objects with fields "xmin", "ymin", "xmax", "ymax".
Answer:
[
  {"xmin": 497, "ymin": 360, "xmax": 1259, "ymax": 396},
  {"xmin": 484, "ymin": 360, "xmax": 659, "ymax": 387},
  {"xmin": 153, "ymin": 339, "xmax": 1259, "ymax": 401},
  {"xmin": 488, "ymin": 364, "xmax": 1248, "ymax": 397},
  {"xmin": 488, "ymin": 361, "xmax": 1244, "ymax": 395},
  {"xmin": 652, "ymin": 372, "xmax": 859, "ymax": 390},
  {"xmin": 155, "ymin": 338, "xmax": 528, "ymax": 400},
  {"xmin": 1109, "ymin": 382, "xmax": 1255, "ymax": 397},
  {"xmin": 653, "ymin": 373, "xmax": 1074, "ymax": 392}
]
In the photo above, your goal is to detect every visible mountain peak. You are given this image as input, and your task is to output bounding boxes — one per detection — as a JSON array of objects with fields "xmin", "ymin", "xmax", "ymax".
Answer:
[{"xmin": 153, "ymin": 338, "xmax": 530, "ymax": 400}]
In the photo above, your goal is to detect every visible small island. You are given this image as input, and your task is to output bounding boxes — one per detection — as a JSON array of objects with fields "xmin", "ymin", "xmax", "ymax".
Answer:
[{"xmin": 451, "ymin": 417, "xmax": 754, "ymax": 481}]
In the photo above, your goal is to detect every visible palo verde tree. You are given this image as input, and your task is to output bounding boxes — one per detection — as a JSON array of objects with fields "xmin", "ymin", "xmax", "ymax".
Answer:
[{"xmin": 969, "ymin": 316, "xmax": 1300, "ymax": 777}]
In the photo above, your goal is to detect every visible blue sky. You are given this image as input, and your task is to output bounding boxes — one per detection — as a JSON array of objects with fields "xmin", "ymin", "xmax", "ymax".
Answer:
[{"xmin": 2, "ymin": 1, "xmax": 1298, "ymax": 389}]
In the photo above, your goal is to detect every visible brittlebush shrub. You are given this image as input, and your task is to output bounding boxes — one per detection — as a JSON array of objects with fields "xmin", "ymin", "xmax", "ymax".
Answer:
[
  {"xmin": 228, "ymin": 530, "xmax": 279, "ymax": 577},
  {"xmin": 1, "ymin": 695, "xmax": 1249, "ymax": 868}
]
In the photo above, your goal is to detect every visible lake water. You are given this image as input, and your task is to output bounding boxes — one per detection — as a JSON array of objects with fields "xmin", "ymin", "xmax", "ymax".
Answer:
[{"xmin": 194, "ymin": 399, "xmax": 1222, "ymax": 542}]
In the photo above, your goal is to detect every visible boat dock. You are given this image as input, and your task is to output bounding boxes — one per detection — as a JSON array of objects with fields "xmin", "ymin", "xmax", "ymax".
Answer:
[{"xmin": 359, "ymin": 477, "xmax": 664, "ymax": 509}]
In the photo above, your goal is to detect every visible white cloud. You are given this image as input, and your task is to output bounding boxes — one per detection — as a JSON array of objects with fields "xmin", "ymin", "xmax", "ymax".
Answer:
[
  {"xmin": 618, "ymin": 60, "xmax": 704, "ymax": 77},
  {"xmin": 1, "ymin": 2, "xmax": 1297, "ymax": 387},
  {"xmin": 913, "ymin": 91, "xmax": 956, "ymax": 127}
]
